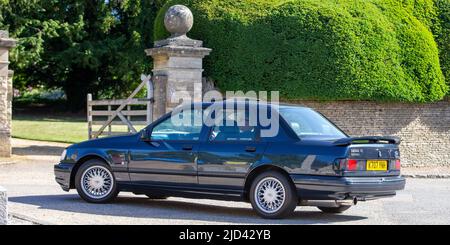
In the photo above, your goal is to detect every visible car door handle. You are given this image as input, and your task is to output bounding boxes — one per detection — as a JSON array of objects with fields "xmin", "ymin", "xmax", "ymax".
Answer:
[
  {"xmin": 182, "ymin": 145, "xmax": 193, "ymax": 151},
  {"xmin": 245, "ymin": 146, "xmax": 257, "ymax": 152}
]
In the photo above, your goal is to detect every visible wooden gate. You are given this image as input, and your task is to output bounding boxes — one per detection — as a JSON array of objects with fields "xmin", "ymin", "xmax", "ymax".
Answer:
[{"xmin": 87, "ymin": 75, "xmax": 153, "ymax": 139}]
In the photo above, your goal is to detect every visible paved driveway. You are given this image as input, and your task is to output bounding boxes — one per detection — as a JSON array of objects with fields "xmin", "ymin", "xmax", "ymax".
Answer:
[{"xmin": 1, "ymin": 139, "xmax": 450, "ymax": 225}]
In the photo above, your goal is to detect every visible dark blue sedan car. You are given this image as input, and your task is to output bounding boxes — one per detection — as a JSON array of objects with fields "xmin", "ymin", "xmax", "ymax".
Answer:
[{"xmin": 54, "ymin": 101, "xmax": 405, "ymax": 219}]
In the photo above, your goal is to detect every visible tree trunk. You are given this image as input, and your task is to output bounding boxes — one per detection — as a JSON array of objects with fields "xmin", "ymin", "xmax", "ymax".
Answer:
[{"xmin": 64, "ymin": 67, "xmax": 95, "ymax": 112}]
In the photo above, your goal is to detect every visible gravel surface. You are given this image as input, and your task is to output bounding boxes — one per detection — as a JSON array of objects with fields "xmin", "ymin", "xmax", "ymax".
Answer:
[{"xmin": 1, "ymin": 138, "xmax": 450, "ymax": 225}]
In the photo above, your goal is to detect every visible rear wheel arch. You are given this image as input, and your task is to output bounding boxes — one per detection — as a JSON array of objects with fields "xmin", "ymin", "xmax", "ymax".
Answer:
[
  {"xmin": 70, "ymin": 155, "xmax": 110, "ymax": 189},
  {"xmin": 243, "ymin": 165, "xmax": 294, "ymax": 201}
]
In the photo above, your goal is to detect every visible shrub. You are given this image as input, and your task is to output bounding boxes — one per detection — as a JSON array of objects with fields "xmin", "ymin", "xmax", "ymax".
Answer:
[
  {"xmin": 434, "ymin": 0, "xmax": 450, "ymax": 96},
  {"xmin": 396, "ymin": 0, "xmax": 450, "ymax": 96},
  {"xmin": 13, "ymin": 86, "xmax": 66, "ymax": 108},
  {"xmin": 154, "ymin": 0, "xmax": 448, "ymax": 102}
]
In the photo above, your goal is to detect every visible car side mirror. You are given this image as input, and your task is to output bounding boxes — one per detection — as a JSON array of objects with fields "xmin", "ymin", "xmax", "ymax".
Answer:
[{"xmin": 140, "ymin": 129, "xmax": 151, "ymax": 142}]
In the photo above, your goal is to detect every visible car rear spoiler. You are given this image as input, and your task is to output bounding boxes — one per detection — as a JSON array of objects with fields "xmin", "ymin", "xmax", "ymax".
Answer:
[{"xmin": 333, "ymin": 136, "xmax": 400, "ymax": 146}]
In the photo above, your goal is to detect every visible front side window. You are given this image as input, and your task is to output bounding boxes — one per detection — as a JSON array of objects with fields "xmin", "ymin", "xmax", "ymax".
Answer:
[
  {"xmin": 151, "ymin": 109, "xmax": 203, "ymax": 141},
  {"xmin": 209, "ymin": 109, "xmax": 257, "ymax": 142},
  {"xmin": 278, "ymin": 106, "xmax": 346, "ymax": 139}
]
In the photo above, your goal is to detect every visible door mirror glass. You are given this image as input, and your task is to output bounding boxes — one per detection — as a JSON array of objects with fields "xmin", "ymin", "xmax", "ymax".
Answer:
[{"xmin": 140, "ymin": 128, "xmax": 151, "ymax": 141}]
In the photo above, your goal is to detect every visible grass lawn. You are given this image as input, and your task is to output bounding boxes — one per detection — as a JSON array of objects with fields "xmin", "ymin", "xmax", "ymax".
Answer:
[
  {"xmin": 12, "ymin": 115, "xmax": 88, "ymax": 144},
  {"xmin": 12, "ymin": 114, "xmax": 144, "ymax": 144}
]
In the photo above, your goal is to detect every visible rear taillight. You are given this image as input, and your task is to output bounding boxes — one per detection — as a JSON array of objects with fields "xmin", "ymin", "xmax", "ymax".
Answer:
[
  {"xmin": 347, "ymin": 159, "xmax": 358, "ymax": 171},
  {"xmin": 395, "ymin": 159, "xmax": 401, "ymax": 170},
  {"xmin": 339, "ymin": 159, "xmax": 364, "ymax": 171}
]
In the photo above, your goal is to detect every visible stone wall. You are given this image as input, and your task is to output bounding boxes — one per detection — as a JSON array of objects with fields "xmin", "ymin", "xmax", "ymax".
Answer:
[
  {"xmin": 0, "ymin": 186, "xmax": 7, "ymax": 225},
  {"xmin": 294, "ymin": 100, "xmax": 450, "ymax": 166},
  {"xmin": 0, "ymin": 31, "xmax": 15, "ymax": 157},
  {"xmin": 0, "ymin": 73, "xmax": 11, "ymax": 157}
]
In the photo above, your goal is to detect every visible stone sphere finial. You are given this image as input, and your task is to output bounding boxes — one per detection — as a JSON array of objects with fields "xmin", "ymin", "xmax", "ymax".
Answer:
[{"xmin": 164, "ymin": 5, "xmax": 194, "ymax": 37}]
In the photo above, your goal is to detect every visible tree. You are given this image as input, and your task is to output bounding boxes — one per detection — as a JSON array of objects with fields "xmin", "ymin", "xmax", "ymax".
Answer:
[{"xmin": 1, "ymin": 0, "xmax": 165, "ymax": 111}]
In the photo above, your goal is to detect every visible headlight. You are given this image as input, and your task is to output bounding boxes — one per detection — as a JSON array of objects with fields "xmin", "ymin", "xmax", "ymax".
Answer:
[{"xmin": 60, "ymin": 149, "xmax": 67, "ymax": 161}]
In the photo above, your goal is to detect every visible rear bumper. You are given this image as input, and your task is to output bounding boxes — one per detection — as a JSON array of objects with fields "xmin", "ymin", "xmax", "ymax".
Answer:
[
  {"xmin": 54, "ymin": 163, "xmax": 75, "ymax": 192},
  {"xmin": 290, "ymin": 174, "xmax": 405, "ymax": 201}
]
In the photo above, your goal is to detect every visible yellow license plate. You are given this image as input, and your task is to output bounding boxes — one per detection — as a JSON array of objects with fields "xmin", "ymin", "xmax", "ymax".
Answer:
[{"xmin": 366, "ymin": 160, "xmax": 388, "ymax": 171}]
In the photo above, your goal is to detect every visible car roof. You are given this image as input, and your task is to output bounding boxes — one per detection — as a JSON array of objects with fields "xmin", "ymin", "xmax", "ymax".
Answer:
[{"xmin": 189, "ymin": 100, "xmax": 310, "ymax": 110}]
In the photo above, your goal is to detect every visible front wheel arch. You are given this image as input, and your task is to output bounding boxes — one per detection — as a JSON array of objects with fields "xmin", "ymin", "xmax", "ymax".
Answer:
[
  {"xmin": 70, "ymin": 155, "xmax": 110, "ymax": 189},
  {"xmin": 243, "ymin": 165, "xmax": 295, "ymax": 201}
]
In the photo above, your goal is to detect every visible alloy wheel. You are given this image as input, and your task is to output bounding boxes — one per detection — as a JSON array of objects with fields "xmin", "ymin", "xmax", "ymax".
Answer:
[
  {"xmin": 81, "ymin": 165, "xmax": 114, "ymax": 199},
  {"xmin": 254, "ymin": 177, "xmax": 286, "ymax": 214}
]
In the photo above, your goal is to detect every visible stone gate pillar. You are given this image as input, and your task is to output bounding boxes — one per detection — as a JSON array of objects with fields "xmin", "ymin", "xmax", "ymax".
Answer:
[
  {"xmin": 146, "ymin": 5, "xmax": 211, "ymax": 119},
  {"xmin": 0, "ymin": 31, "xmax": 16, "ymax": 157}
]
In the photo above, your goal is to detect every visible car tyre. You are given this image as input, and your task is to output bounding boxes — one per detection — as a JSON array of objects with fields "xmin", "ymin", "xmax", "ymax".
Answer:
[
  {"xmin": 249, "ymin": 171, "xmax": 297, "ymax": 219},
  {"xmin": 75, "ymin": 159, "xmax": 119, "ymax": 203},
  {"xmin": 317, "ymin": 205, "xmax": 351, "ymax": 213}
]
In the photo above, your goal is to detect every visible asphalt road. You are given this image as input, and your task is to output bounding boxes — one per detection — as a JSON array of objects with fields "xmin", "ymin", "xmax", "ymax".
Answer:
[{"xmin": 1, "ymin": 139, "xmax": 450, "ymax": 225}]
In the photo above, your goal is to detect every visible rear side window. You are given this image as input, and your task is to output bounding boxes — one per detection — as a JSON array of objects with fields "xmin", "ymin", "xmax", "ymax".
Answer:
[
  {"xmin": 209, "ymin": 109, "xmax": 257, "ymax": 142},
  {"xmin": 278, "ymin": 107, "xmax": 346, "ymax": 139}
]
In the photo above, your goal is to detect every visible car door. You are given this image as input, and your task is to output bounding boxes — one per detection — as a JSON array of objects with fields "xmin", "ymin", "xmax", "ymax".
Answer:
[
  {"xmin": 128, "ymin": 108, "xmax": 205, "ymax": 186},
  {"xmin": 197, "ymin": 109, "xmax": 267, "ymax": 190}
]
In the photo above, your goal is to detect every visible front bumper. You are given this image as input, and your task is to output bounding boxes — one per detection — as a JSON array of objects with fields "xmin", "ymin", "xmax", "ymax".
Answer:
[
  {"xmin": 54, "ymin": 163, "xmax": 75, "ymax": 191},
  {"xmin": 291, "ymin": 174, "xmax": 405, "ymax": 201}
]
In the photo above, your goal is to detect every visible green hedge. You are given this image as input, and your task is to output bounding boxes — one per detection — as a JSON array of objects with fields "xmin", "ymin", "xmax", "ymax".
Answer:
[
  {"xmin": 154, "ymin": 0, "xmax": 449, "ymax": 102},
  {"xmin": 434, "ymin": 0, "xmax": 450, "ymax": 97},
  {"xmin": 400, "ymin": 0, "xmax": 450, "ymax": 97}
]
